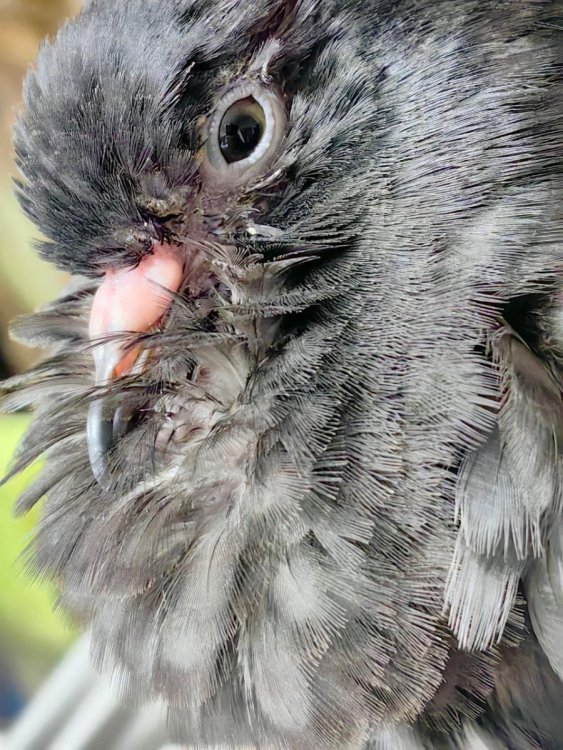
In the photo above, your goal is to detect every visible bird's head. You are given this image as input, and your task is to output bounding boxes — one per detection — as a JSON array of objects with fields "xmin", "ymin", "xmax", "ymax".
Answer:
[
  {"xmin": 14, "ymin": 0, "xmax": 380, "ymax": 487},
  {"xmin": 6, "ymin": 0, "xmax": 562, "ymax": 747}
]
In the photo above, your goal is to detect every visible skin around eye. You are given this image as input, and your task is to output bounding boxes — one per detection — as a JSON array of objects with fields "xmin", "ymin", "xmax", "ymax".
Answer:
[{"xmin": 202, "ymin": 81, "xmax": 287, "ymax": 183}]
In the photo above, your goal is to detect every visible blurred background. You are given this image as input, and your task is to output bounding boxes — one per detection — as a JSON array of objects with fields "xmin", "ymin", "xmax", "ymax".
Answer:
[{"xmin": 0, "ymin": 0, "xmax": 81, "ymax": 726}]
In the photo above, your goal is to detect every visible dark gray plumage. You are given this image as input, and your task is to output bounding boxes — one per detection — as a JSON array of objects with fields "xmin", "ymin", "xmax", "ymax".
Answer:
[{"xmin": 2, "ymin": 0, "xmax": 563, "ymax": 747}]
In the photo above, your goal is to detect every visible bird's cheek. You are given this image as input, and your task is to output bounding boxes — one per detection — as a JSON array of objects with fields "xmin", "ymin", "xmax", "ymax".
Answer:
[{"xmin": 87, "ymin": 243, "xmax": 184, "ymax": 482}]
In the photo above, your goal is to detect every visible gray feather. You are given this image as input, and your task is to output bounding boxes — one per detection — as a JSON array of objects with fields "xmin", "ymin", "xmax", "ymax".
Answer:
[
  {"xmin": 525, "ymin": 524, "xmax": 563, "ymax": 680},
  {"xmin": 2, "ymin": 0, "xmax": 562, "ymax": 747}
]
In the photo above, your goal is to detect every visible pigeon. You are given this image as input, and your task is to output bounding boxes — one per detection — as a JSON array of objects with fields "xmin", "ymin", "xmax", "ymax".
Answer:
[{"xmin": 2, "ymin": 0, "xmax": 563, "ymax": 747}]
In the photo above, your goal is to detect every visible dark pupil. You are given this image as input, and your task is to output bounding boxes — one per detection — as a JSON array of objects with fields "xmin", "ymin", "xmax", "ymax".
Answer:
[{"xmin": 219, "ymin": 107, "xmax": 263, "ymax": 163}]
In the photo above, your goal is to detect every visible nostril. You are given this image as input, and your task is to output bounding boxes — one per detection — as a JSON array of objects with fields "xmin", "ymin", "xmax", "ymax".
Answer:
[{"xmin": 112, "ymin": 226, "xmax": 157, "ymax": 256}]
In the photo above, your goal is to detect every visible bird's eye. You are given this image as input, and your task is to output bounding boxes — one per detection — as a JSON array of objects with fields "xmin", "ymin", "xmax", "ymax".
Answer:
[{"xmin": 203, "ymin": 82, "xmax": 286, "ymax": 180}]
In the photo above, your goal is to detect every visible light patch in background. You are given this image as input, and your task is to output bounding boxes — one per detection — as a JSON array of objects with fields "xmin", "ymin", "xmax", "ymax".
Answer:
[{"xmin": 0, "ymin": 0, "xmax": 81, "ymax": 714}]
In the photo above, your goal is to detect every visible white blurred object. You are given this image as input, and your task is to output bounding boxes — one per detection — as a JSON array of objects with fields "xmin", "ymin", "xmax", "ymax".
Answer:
[
  {"xmin": 1, "ymin": 638, "xmax": 501, "ymax": 750},
  {"xmin": 2, "ymin": 636, "xmax": 172, "ymax": 750}
]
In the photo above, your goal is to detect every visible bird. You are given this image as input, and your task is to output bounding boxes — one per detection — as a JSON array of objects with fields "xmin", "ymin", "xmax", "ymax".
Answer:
[{"xmin": 2, "ymin": 0, "xmax": 562, "ymax": 747}]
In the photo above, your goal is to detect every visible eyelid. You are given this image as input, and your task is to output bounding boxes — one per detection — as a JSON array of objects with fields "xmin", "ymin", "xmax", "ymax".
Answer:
[{"xmin": 202, "ymin": 81, "xmax": 287, "ymax": 182}]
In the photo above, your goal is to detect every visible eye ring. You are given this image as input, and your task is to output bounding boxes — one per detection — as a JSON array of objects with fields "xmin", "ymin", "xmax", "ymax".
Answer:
[{"xmin": 203, "ymin": 82, "xmax": 286, "ymax": 181}]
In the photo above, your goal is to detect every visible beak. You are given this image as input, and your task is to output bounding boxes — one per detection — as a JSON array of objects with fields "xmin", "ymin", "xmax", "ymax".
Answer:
[{"xmin": 87, "ymin": 243, "xmax": 184, "ymax": 483}]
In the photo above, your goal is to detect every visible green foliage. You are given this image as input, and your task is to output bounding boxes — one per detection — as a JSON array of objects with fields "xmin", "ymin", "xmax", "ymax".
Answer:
[
  {"xmin": 0, "ymin": 414, "xmax": 75, "ymax": 686},
  {"xmin": 0, "ymin": 181, "xmax": 66, "ymax": 310}
]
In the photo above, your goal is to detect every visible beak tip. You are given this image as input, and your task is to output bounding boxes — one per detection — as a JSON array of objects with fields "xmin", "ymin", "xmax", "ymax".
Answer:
[{"xmin": 86, "ymin": 400, "xmax": 114, "ymax": 486}]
